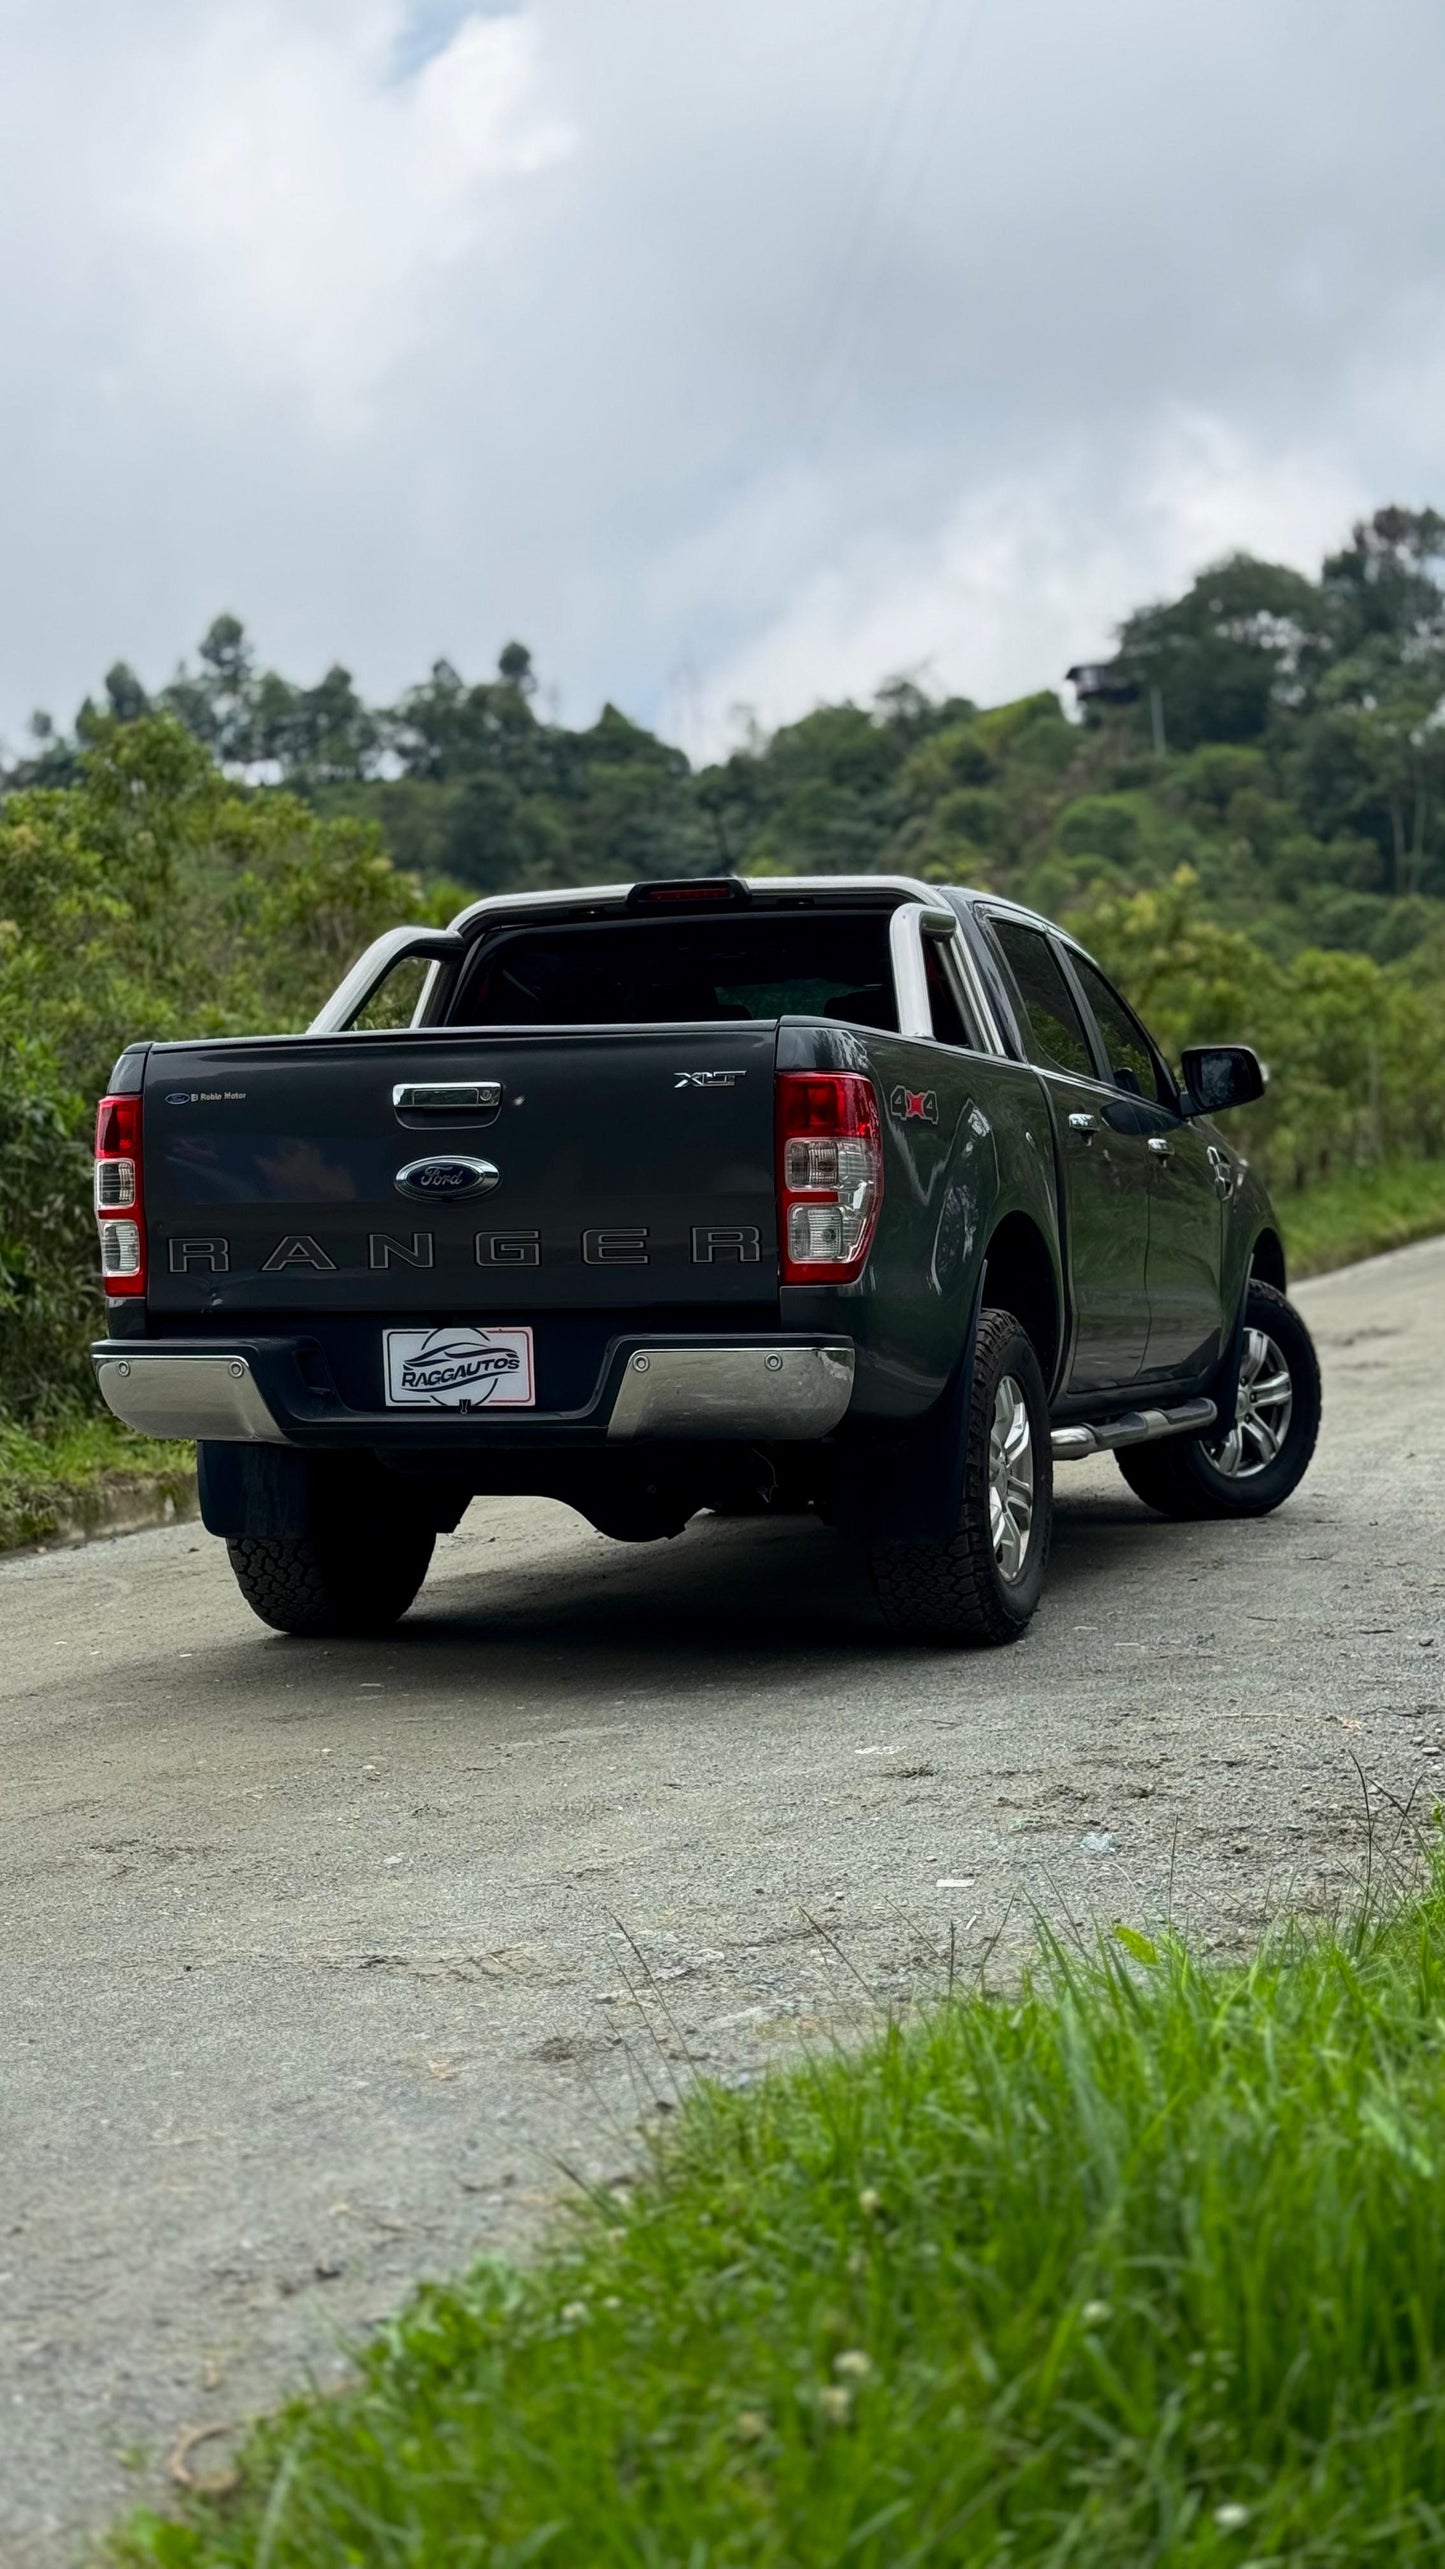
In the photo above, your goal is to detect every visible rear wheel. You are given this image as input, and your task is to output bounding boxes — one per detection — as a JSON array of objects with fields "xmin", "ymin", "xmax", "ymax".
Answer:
[
  {"xmin": 226, "ymin": 1521, "xmax": 435, "ymax": 1636},
  {"xmin": 868, "ymin": 1307, "xmax": 1053, "ymax": 1646},
  {"xmin": 1117, "ymin": 1279, "xmax": 1320, "ymax": 1520}
]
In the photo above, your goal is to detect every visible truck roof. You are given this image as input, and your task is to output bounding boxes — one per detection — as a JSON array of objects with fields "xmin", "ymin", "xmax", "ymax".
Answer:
[{"xmin": 447, "ymin": 872, "xmax": 965, "ymax": 937}]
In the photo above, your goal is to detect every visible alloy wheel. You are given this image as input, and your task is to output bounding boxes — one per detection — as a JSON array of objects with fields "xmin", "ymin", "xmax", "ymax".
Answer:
[
  {"xmin": 989, "ymin": 1375, "xmax": 1035, "ymax": 1579},
  {"xmin": 1207, "ymin": 1327, "xmax": 1294, "ymax": 1479}
]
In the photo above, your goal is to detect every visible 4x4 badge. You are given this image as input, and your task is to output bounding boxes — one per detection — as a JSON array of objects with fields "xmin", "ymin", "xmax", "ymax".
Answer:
[{"xmin": 889, "ymin": 1086, "xmax": 938, "ymax": 1123}]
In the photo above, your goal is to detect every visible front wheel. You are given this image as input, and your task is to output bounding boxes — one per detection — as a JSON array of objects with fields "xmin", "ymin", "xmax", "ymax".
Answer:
[
  {"xmin": 1117, "ymin": 1279, "xmax": 1320, "ymax": 1520},
  {"xmin": 868, "ymin": 1307, "xmax": 1053, "ymax": 1646}
]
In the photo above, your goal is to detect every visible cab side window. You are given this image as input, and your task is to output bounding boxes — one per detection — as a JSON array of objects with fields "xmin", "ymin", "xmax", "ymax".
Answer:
[
  {"xmin": 987, "ymin": 917, "xmax": 1096, "ymax": 1080},
  {"xmin": 1068, "ymin": 953, "xmax": 1176, "ymax": 1109}
]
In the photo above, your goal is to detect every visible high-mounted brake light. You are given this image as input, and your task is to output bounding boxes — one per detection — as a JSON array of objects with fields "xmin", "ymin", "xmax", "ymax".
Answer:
[
  {"xmin": 776, "ymin": 1073, "xmax": 883, "ymax": 1285},
  {"xmin": 625, "ymin": 876, "xmax": 751, "ymax": 910},
  {"xmin": 94, "ymin": 1094, "xmax": 146, "ymax": 1296}
]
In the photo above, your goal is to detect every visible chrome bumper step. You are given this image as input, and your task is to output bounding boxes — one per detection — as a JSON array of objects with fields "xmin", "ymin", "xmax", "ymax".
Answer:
[
  {"xmin": 1051, "ymin": 1396, "xmax": 1216, "ymax": 1464},
  {"xmin": 94, "ymin": 1350, "xmax": 290, "ymax": 1444},
  {"xmin": 606, "ymin": 1343, "xmax": 854, "ymax": 1441}
]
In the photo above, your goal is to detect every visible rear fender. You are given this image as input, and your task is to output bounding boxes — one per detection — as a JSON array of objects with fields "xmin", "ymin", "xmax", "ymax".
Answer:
[
  {"xmin": 777, "ymin": 1027, "xmax": 1057, "ymax": 1423},
  {"xmin": 835, "ymin": 1188, "xmax": 1061, "ymax": 1544}
]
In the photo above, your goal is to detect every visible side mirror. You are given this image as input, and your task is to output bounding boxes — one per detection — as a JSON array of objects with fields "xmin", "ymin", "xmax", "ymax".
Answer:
[{"xmin": 1180, "ymin": 1044, "xmax": 1266, "ymax": 1117}]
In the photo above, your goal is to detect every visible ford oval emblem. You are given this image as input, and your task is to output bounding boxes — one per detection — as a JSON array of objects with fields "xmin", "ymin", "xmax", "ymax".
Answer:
[{"xmin": 394, "ymin": 1155, "xmax": 500, "ymax": 1201}]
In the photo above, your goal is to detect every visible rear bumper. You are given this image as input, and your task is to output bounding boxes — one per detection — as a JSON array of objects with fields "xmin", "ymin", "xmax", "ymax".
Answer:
[{"xmin": 92, "ymin": 1337, "xmax": 856, "ymax": 1449}]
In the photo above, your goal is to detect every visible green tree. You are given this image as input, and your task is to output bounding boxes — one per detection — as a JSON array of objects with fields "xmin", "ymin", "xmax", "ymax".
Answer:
[
  {"xmin": 0, "ymin": 718, "xmax": 447, "ymax": 1420},
  {"xmin": 1115, "ymin": 555, "xmax": 1326, "ymax": 750}
]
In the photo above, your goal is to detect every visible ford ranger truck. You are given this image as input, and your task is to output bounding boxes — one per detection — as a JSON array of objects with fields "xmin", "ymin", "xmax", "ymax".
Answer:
[{"xmin": 91, "ymin": 874, "xmax": 1321, "ymax": 1646}]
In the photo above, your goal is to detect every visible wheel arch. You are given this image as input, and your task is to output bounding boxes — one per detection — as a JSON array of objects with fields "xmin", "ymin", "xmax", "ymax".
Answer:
[
  {"xmin": 1249, "ymin": 1225, "xmax": 1287, "ymax": 1294},
  {"xmin": 981, "ymin": 1208, "xmax": 1062, "ymax": 1392}
]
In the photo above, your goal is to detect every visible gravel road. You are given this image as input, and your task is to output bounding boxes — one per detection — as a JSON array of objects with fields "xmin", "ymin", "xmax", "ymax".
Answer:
[{"xmin": 4, "ymin": 1239, "xmax": 1444, "ymax": 2561}]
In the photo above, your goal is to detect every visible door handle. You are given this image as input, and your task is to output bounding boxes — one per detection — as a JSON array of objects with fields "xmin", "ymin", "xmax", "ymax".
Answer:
[
  {"xmin": 1147, "ymin": 1135, "xmax": 1173, "ymax": 1159},
  {"xmin": 1067, "ymin": 1112, "xmax": 1097, "ymax": 1135},
  {"xmin": 393, "ymin": 1081, "xmax": 501, "ymax": 1113}
]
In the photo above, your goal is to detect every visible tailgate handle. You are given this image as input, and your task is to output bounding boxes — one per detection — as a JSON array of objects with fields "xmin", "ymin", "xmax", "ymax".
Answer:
[{"xmin": 393, "ymin": 1081, "xmax": 501, "ymax": 1113}]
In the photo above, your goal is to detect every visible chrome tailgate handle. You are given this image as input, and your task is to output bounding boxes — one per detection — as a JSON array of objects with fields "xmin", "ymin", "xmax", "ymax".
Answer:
[{"xmin": 393, "ymin": 1081, "xmax": 501, "ymax": 1113}]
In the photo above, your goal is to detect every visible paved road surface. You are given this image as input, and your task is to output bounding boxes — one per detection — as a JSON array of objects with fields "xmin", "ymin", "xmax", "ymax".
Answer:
[{"xmin": 4, "ymin": 1241, "xmax": 1444, "ymax": 2560}]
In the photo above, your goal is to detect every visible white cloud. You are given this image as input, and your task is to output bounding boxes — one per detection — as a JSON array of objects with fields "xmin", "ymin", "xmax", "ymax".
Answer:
[
  {"xmin": 0, "ymin": 0, "xmax": 1442, "ymax": 752},
  {"xmin": 696, "ymin": 412, "xmax": 1371, "ymax": 751},
  {"xmin": 123, "ymin": 6, "xmax": 574, "ymax": 423}
]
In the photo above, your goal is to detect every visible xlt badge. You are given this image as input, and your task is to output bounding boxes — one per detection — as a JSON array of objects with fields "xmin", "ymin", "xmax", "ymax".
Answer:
[{"xmin": 674, "ymin": 1070, "xmax": 746, "ymax": 1089}]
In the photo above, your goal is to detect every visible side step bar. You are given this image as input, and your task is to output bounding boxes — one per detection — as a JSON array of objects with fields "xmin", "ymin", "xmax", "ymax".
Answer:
[{"xmin": 1051, "ymin": 1397, "xmax": 1216, "ymax": 1464}]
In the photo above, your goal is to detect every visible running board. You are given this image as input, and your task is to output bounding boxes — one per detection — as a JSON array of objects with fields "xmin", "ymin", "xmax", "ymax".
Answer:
[{"xmin": 1050, "ymin": 1397, "xmax": 1217, "ymax": 1463}]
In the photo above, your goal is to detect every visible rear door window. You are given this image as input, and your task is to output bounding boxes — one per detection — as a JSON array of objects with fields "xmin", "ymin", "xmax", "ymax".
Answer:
[{"xmin": 985, "ymin": 917, "xmax": 1098, "ymax": 1081}]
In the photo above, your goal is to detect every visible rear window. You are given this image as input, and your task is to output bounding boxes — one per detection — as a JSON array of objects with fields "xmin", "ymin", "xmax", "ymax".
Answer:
[{"xmin": 450, "ymin": 912, "xmax": 898, "ymax": 1029}]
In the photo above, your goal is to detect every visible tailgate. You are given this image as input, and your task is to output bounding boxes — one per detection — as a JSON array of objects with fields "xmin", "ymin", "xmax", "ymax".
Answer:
[{"xmin": 143, "ymin": 1024, "xmax": 780, "ymax": 1317}]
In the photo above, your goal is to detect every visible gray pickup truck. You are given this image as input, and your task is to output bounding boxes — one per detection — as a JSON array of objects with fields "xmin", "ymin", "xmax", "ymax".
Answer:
[{"xmin": 91, "ymin": 873, "xmax": 1320, "ymax": 1647}]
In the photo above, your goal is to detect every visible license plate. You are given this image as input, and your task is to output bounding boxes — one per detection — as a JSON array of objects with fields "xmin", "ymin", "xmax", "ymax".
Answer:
[{"xmin": 383, "ymin": 1326, "xmax": 535, "ymax": 1411}]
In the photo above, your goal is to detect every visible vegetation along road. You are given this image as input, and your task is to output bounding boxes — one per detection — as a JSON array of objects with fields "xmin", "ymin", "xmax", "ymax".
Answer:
[{"xmin": 3, "ymin": 1239, "xmax": 1444, "ymax": 2561}]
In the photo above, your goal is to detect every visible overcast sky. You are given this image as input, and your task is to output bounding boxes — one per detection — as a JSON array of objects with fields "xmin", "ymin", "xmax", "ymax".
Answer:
[{"xmin": 1, "ymin": 0, "xmax": 1441, "ymax": 759}]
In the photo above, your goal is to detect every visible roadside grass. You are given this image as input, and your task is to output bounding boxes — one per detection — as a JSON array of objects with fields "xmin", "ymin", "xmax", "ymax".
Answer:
[
  {"xmin": 0, "ymin": 1409, "xmax": 191, "ymax": 1551},
  {"xmin": 1277, "ymin": 1153, "xmax": 1445, "ymax": 1278},
  {"xmin": 116, "ymin": 1853, "xmax": 1445, "ymax": 2568}
]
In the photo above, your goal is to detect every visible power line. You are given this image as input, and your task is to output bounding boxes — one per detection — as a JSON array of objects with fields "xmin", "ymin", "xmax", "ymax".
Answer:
[
  {"xmin": 806, "ymin": 0, "xmax": 990, "ymax": 449},
  {"xmin": 739, "ymin": 0, "xmax": 900, "ymax": 73},
  {"xmin": 778, "ymin": 0, "xmax": 950, "ymax": 450}
]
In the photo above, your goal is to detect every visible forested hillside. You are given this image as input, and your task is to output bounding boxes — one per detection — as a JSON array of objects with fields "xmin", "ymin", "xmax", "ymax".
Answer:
[
  {"xmin": 16, "ymin": 503, "xmax": 1445, "ymax": 955},
  {"xmin": 4, "ymin": 502, "xmax": 1445, "ymax": 1446}
]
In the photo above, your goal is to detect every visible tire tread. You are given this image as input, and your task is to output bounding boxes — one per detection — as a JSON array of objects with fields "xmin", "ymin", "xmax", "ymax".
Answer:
[{"xmin": 227, "ymin": 1529, "xmax": 434, "ymax": 1636}]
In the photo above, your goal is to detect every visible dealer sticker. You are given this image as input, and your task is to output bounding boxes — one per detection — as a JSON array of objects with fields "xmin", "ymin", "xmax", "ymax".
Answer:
[{"xmin": 383, "ymin": 1325, "xmax": 535, "ymax": 1410}]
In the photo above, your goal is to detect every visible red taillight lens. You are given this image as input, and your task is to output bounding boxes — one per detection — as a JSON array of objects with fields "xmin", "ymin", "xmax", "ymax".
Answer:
[
  {"xmin": 95, "ymin": 1093, "xmax": 146, "ymax": 1296},
  {"xmin": 776, "ymin": 1073, "xmax": 883, "ymax": 1284}
]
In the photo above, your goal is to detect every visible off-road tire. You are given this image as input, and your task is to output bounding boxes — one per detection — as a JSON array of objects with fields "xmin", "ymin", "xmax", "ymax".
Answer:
[
  {"xmin": 868, "ymin": 1307, "xmax": 1053, "ymax": 1647},
  {"xmin": 1117, "ymin": 1279, "xmax": 1320, "ymax": 1520},
  {"xmin": 226, "ymin": 1524, "xmax": 436, "ymax": 1636}
]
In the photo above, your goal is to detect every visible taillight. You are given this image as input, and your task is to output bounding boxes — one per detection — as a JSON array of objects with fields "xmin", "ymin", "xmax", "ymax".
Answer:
[
  {"xmin": 95, "ymin": 1094, "xmax": 146, "ymax": 1297},
  {"xmin": 776, "ymin": 1073, "xmax": 883, "ymax": 1284}
]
